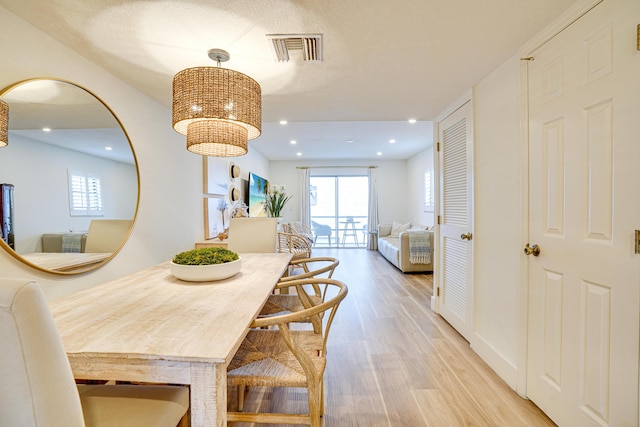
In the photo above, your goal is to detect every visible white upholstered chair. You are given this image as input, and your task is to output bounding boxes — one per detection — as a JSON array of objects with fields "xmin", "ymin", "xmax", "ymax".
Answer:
[
  {"xmin": 227, "ymin": 217, "xmax": 278, "ymax": 253},
  {"xmin": 84, "ymin": 219, "xmax": 133, "ymax": 253},
  {"xmin": 0, "ymin": 278, "xmax": 189, "ymax": 427}
]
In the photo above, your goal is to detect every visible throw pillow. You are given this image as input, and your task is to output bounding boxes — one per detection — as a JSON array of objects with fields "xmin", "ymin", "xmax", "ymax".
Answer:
[{"xmin": 389, "ymin": 221, "xmax": 410, "ymax": 237}]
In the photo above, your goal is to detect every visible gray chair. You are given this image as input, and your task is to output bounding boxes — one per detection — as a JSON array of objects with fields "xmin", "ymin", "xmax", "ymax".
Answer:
[
  {"xmin": 0, "ymin": 278, "xmax": 189, "ymax": 427},
  {"xmin": 311, "ymin": 220, "xmax": 332, "ymax": 246}
]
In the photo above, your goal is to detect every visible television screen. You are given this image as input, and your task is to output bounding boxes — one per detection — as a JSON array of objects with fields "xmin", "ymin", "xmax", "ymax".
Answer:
[{"xmin": 248, "ymin": 172, "xmax": 269, "ymax": 217}]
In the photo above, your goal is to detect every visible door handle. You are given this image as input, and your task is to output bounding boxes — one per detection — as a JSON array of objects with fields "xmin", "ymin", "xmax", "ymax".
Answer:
[
  {"xmin": 524, "ymin": 243, "xmax": 540, "ymax": 256},
  {"xmin": 461, "ymin": 232, "xmax": 472, "ymax": 240}
]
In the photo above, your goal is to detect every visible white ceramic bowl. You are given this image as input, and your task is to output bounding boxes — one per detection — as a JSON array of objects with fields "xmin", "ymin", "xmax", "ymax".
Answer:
[{"xmin": 169, "ymin": 257, "xmax": 242, "ymax": 282}]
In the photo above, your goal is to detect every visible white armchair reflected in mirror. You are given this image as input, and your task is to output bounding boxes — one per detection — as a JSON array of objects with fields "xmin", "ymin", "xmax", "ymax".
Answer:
[{"xmin": 0, "ymin": 79, "xmax": 139, "ymax": 274}]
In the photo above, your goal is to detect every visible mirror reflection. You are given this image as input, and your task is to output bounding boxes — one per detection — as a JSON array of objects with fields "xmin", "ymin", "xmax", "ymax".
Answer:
[{"xmin": 0, "ymin": 79, "xmax": 139, "ymax": 274}]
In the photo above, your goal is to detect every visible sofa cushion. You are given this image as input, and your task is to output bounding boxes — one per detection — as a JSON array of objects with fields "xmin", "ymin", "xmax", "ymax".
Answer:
[
  {"xmin": 378, "ymin": 236, "xmax": 400, "ymax": 267},
  {"xmin": 389, "ymin": 221, "xmax": 410, "ymax": 238}
]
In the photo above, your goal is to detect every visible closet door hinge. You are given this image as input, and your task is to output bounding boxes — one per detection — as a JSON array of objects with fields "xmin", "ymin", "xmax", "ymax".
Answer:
[
  {"xmin": 436, "ymin": 287, "xmax": 440, "ymax": 297},
  {"xmin": 437, "ymin": 215, "xmax": 441, "ymax": 225},
  {"xmin": 436, "ymin": 142, "xmax": 441, "ymax": 152}
]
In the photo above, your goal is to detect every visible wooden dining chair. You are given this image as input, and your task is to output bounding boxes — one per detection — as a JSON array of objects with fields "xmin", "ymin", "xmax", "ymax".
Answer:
[
  {"xmin": 277, "ymin": 231, "xmax": 312, "ymax": 261},
  {"xmin": 260, "ymin": 257, "xmax": 339, "ymax": 333},
  {"xmin": 280, "ymin": 222, "xmax": 295, "ymax": 234},
  {"xmin": 284, "ymin": 221, "xmax": 314, "ymax": 245},
  {"xmin": 0, "ymin": 278, "xmax": 189, "ymax": 427},
  {"xmin": 277, "ymin": 231, "xmax": 312, "ymax": 278},
  {"xmin": 227, "ymin": 278, "xmax": 348, "ymax": 427}
]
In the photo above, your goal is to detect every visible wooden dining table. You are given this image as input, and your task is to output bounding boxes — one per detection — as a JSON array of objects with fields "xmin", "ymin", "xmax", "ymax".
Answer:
[
  {"xmin": 49, "ymin": 252, "xmax": 293, "ymax": 427},
  {"xmin": 22, "ymin": 252, "xmax": 110, "ymax": 272}
]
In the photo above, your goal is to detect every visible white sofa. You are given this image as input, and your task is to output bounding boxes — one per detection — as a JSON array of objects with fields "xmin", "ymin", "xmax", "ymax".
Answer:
[{"xmin": 377, "ymin": 222, "xmax": 434, "ymax": 273}]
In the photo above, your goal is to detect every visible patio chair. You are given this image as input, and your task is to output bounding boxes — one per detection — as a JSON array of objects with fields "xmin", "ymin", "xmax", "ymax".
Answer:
[{"xmin": 311, "ymin": 220, "xmax": 332, "ymax": 246}]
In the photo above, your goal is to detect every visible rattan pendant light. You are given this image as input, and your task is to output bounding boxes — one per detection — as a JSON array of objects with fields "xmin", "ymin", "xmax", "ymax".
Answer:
[
  {"xmin": 172, "ymin": 49, "xmax": 261, "ymax": 157},
  {"xmin": 0, "ymin": 99, "xmax": 8, "ymax": 147}
]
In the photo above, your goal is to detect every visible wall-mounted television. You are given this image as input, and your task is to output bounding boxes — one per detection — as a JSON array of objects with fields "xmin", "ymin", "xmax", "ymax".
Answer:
[{"xmin": 248, "ymin": 172, "xmax": 269, "ymax": 217}]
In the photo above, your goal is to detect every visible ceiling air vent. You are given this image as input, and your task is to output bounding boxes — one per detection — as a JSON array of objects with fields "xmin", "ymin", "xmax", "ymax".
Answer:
[{"xmin": 266, "ymin": 34, "xmax": 323, "ymax": 62}]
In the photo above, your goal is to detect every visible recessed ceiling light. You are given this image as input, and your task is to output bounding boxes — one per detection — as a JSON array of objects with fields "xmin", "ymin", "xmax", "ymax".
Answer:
[
  {"xmin": 290, "ymin": 140, "xmax": 297, "ymax": 145},
  {"xmin": 408, "ymin": 118, "xmax": 417, "ymax": 124},
  {"xmin": 296, "ymin": 152, "xmax": 302, "ymax": 156},
  {"xmin": 389, "ymin": 139, "xmax": 396, "ymax": 144},
  {"xmin": 345, "ymin": 139, "xmax": 354, "ymax": 143},
  {"xmin": 376, "ymin": 151, "xmax": 382, "ymax": 156},
  {"xmin": 279, "ymin": 120, "xmax": 288, "ymax": 125},
  {"xmin": 105, "ymin": 146, "xmax": 113, "ymax": 151},
  {"xmin": 42, "ymin": 127, "xmax": 51, "ymax": 132}
]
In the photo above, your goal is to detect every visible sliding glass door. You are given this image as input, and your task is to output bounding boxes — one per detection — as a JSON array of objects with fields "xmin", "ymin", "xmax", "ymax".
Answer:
[{"xmin": 310, "ymin": 175, "xmax": 368, "ymax": 248}]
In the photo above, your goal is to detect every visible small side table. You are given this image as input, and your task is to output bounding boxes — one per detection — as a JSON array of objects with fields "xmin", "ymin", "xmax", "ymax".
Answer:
[{"xmin": 340, "ymin": 221, "xmax": 360, "ymax": 246}]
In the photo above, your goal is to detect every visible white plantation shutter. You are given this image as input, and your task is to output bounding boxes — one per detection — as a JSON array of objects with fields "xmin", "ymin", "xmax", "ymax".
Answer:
[
  {"xmin": 86, "ymin": 176, "xmax": 102, "ymax": 212},
  {"xmin": 68, "ymin": 170, "xmax": 104, "ymax": 216},
  {"xmin": 424, "ymin": 171, "xmax": 433, "ymax": 210}
]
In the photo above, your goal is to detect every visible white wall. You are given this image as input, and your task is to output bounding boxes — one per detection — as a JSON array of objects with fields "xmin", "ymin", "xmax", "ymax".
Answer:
[
  {"xmin": 0, "ymin": 7, "xmax": 268, "ymax": 300},
  {"xmin": 1, "ymin": 135, "xmax": 137, "ymax": 252},
  {"xmin": 267, "ymin": 159, "xmax": 412, "ymax": 226},
  {"xmin": 407, "ymin": 147, "xmax": 435, "ymax": 227},
  {"xmin": 469, "ymin": 53, "xmax": 523, "ymax": 388}
]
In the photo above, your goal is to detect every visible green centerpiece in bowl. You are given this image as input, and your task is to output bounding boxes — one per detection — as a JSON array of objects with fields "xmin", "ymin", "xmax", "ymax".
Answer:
[{"xmin": 170, "ymin": 247, "xmax": 242, "ymax": 282}]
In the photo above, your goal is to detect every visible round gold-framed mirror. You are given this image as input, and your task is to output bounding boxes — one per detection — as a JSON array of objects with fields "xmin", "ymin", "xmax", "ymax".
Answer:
[{"xmin": 0, "ymin": 78, "xmax": 140, "ymax": 275}]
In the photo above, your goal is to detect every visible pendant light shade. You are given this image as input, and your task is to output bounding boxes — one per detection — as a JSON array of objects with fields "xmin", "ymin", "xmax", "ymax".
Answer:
[
  {"xmin": 186, "ymin": 120, "xmax": 248, "ymax": 156},
  {"xmin": 0, "ymin": 99, "xmax": 8, "ymax": 148},
  {"xmin": 172, "ymin": 50, "xmax": 261, "ymax": 157}
]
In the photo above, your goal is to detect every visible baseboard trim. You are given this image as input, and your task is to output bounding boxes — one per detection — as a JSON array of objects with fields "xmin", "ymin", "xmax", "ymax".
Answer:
[{"xmin": 471, "ymin": 333, "xmax": 520, "ymax": 394}]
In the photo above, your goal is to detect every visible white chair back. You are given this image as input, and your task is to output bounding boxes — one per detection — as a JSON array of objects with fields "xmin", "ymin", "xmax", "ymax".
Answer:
[
  {"xmin": 0, "ymin": 278, "xmax": 85, "ymax": 426},
  {"xmin": 227, "ymin": 217, "xmax": 277, "ymax": 253},
  {"xmin": 84, "ymin": 219, "xmax": 132, "ymax": 253}
]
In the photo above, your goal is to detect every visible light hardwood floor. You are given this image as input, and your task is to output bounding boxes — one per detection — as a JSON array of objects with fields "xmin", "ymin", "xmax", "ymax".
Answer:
[{"xmin": 228, "ymin": 248, "xmax": 556, "ymax": 426}]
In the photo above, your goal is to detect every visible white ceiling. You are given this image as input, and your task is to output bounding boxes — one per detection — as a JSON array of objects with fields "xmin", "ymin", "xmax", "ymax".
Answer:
[{"xmin": 1, "ymin": 0, "xmax": 577, "ymax": 161}]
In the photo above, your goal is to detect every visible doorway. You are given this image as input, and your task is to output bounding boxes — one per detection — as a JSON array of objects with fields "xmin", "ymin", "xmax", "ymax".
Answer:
[{"xmin": 310, "ymin": 175, "xmax": 369, "ymax": 248}]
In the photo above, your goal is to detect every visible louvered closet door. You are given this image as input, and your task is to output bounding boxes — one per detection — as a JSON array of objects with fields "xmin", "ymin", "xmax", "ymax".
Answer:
[{"xmin": 438, "ymin": 101, "xmax": 474, "ymax": 341}]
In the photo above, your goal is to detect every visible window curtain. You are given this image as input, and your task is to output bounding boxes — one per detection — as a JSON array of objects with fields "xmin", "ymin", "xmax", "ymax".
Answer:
[
  {"xmin": 367, "ymin": 167, "xmax": 379, "ymax": 250},
  {"xmin": 299, "ymin": 168, "xmax": 311, "ymax": 228}
]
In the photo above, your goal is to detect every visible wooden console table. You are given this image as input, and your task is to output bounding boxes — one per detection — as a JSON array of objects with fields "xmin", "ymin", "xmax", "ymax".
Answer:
[
  {"xmin": 49, "ymin": 252, "xmax": 292, "ymax": 426},
  {"xmin": 195, "ymin": 238, "xmax": 228, "ymax": 249}
]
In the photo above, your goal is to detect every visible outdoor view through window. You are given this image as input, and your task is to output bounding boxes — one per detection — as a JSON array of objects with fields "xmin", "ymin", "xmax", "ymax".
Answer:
[{"xmin": 310, "ymin": 175, "xmax": 368, "ymax": 248}]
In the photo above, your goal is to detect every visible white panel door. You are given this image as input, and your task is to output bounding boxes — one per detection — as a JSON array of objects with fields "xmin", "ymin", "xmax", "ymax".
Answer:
[
  {"xmin": 438, "ymin": 101, "xmax": 474, "ymax": 341},
  {"xmin": 526, "ymin": 0, "xmax": 640, "ymax": 425}
]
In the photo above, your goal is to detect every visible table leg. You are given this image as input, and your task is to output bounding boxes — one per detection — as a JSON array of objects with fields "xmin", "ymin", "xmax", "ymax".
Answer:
[
  {"xmin": 341, "ymin": 223, "xmax": 359, "ymax": 246},
  {"xmin": 190, "ymin": 362, "xmax": 227, "ymax": 426},
  {"xmin": 352, "ymin": 223, "xmax": 359, "ymax": 246}
]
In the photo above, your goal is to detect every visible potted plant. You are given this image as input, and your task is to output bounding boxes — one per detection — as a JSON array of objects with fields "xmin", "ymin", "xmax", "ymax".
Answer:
[
  {"xmin": 169, "ymin": 247, "xmax": 241, "ymax": 282},
  {"xmin": 264, "ymin": 184, "xmax": 292, "ymax": 218}
]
